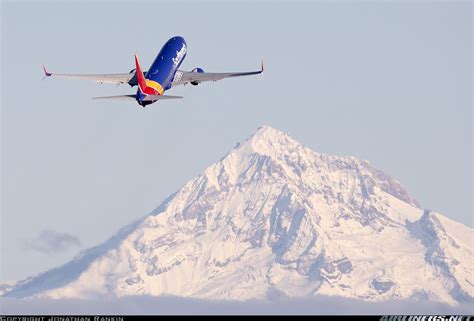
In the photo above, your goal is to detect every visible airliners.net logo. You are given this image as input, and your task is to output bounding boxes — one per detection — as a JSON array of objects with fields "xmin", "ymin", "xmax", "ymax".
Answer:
[{"xmin": 380, "ymin": 316, "xmax": 471, "ymax": 321}]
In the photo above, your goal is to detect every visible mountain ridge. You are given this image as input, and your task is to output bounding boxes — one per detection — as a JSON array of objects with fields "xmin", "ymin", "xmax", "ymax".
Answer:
[{"xmin": 3, "ymin": 125, "xmax": 472, "ymax": 306}]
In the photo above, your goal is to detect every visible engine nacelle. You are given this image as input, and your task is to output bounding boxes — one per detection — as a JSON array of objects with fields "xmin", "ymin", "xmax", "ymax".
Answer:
[{"xmin": 190, "ymin": 67, "xmax": 204, "ymax": 86}]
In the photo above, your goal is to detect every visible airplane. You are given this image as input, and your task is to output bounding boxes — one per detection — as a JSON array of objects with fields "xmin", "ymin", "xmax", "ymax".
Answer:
[{"xmin": 43, "ymin": 36, "xmax": 263, "ymax": 107}]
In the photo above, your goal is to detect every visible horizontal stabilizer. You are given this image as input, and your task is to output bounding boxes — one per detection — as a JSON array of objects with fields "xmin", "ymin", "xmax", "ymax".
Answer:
[
  {"xmin": 92, "ymin": 95, "xmax": 137, "ymax": 100},
  {"xmin": 142, "ymin": 94, "xmax": 183, "ymax": 101}
]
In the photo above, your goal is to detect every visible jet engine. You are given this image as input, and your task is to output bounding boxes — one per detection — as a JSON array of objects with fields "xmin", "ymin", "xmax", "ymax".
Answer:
[
  {"xmin": 190, "ymin": 67, "xmax": 204, "ymax": 86},
  {"xmin": 127, "ymin": 69, "xmax": 138, "ymax": 87}
]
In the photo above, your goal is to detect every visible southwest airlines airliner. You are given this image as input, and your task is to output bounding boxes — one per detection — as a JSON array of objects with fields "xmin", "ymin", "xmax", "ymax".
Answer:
[{"xmin": 43, "ymin": 36, "xmax": 263, "ymax": 107}]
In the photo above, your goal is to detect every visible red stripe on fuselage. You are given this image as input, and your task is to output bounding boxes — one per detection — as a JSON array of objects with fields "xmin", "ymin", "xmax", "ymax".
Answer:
[{"xmin": 140, "ymin": 86, "xmax": 159, "ymax": 95}]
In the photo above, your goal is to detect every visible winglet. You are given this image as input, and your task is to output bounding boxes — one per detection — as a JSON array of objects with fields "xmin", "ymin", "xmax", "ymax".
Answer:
[
  {"xmin": 261, "ymin": 59, "xmax": 264, "ymax": 74},
  {"xmin": 43, "ymin": 65, "xmax": 52, "ymax": 77}
]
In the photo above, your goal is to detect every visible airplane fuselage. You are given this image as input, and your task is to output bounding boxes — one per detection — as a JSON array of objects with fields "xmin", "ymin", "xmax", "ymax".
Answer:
[{"xmin": 137, "ymin": 36, "xmax": 187, "ymax": 106}]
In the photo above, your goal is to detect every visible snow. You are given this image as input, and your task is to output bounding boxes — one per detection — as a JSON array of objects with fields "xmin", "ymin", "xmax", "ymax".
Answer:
[{"xmin": 3, "ymin": 126, "xmax": 473, "ymax": 306}]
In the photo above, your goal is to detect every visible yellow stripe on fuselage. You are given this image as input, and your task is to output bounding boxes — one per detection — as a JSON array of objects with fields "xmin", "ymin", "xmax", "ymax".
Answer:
[{"xmin": 145, "ymin": 79, "xmax": 165, "ymax": 95}]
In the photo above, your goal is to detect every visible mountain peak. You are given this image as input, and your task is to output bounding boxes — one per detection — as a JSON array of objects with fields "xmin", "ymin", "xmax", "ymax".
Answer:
[
  {"xmin": 243, "ymin": 125, "xmax": 297, "ymax": 154},
  {"xmin": 235, "ymin": 125, "xmax": 298, "ymax": 157},
  {"xmin": 3, "ymin": 126, "xmax": 472, "ymax": 306},
  {"xmin": 253, "ymin": 125, "xmax": 289, "ymax": 140},
  {"xmin": 216, "ymin": 125, "xmax": 419, "ymax": 208}
]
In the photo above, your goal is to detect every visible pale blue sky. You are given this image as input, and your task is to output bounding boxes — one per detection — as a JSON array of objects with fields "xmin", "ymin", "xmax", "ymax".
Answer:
[{"xmin": 1, "ymin": 1, "xmax": 472, "ymax": 282}]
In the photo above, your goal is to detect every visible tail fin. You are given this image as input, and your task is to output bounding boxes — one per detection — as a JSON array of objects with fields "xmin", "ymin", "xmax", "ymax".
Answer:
[{"xmin": 134, "ymin": 54, "xmax": 147, "ymax": 93}]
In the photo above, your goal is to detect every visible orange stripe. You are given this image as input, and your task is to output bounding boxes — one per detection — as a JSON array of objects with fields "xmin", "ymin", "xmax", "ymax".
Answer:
[{"xmin": 145, "ymin": 79, "xmax": 164, "ymax": 95}]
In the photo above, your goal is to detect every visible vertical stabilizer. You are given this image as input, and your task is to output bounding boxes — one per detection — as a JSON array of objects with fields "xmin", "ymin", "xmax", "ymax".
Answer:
[{"xmin": 134, "ymin": 54, "xmax": 148, "ymax": 93}]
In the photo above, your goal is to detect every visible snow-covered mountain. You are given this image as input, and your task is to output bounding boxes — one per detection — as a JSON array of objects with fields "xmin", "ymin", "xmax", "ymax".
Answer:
[{"xmin": 3, "ymin": 126, "xmax": 473, "ymax": 305}]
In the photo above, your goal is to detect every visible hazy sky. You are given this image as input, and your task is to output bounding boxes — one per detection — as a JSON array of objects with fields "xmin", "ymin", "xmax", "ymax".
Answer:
[{"xmin": 1, "ymin": 1, "xmax": 472, "ymax": 282}]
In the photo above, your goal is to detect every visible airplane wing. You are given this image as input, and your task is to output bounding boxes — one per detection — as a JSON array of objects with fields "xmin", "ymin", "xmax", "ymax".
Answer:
[
  {"xmin": 43, "ymin": 66, "xmax": 135, "ymax": 84},
  {"xmin": 171, "ymin": 61, "xmax": 264, "ymax": 87}
]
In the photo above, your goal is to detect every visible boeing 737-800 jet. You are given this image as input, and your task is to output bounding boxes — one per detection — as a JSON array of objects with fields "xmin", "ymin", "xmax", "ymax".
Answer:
[{"xmin": 43, "ymin": 36, "xmax": 263, "ymax": 107}]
